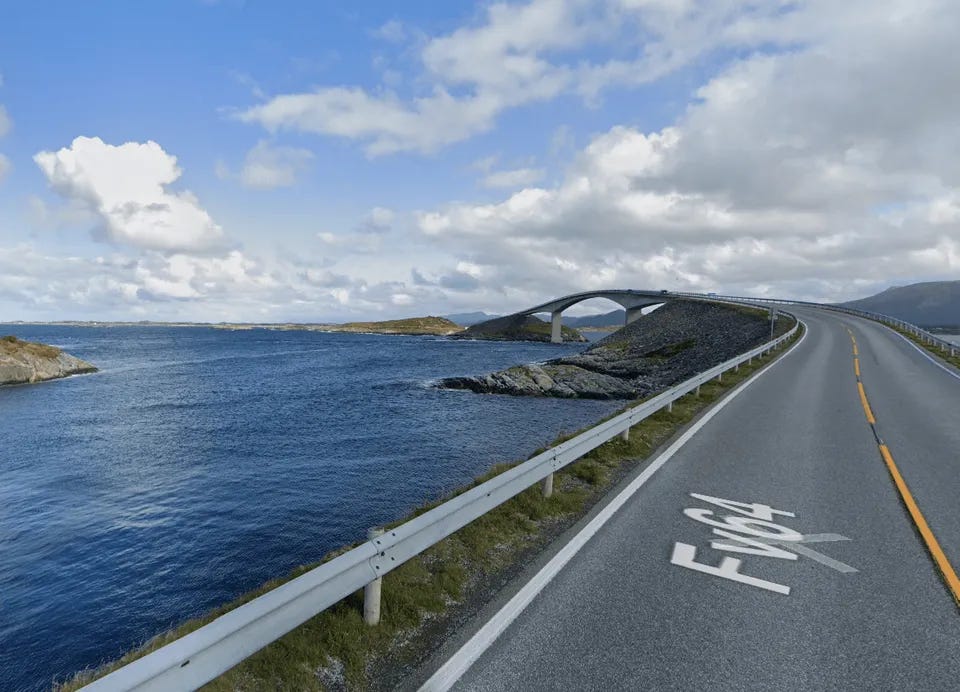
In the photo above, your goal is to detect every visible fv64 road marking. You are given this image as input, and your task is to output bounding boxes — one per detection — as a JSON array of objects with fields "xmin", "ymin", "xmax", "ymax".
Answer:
[{"xmin": 670, "ymin": 493, "xmax": 856, "ymax": 595}]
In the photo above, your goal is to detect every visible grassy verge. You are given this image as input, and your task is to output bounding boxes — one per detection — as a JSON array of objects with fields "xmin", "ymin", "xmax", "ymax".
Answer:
[
  {"xmin": 0, "ymin": 334, "xmax": 62, "ymax": 359},
  {"xmin": 885, "ymin": 324, "xmax": 960, "ymax": 370},
  {"xmin": 59, "ymin": 322, "xmax": 803, "ymax": 692}
]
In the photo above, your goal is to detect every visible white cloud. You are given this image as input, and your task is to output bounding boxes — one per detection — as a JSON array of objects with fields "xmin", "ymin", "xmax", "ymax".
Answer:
[
  {"xmin": 34, "ymin": 136, "xmax": 226, "ymax": 252},
  {"xmin": 0, "ymin": 154, "xmax": 9, "ymax": 183},
  {"xmin": 239, "ymin": 139, "xmax": 314, "ymax": 189},
  {"xmin": 415, "ymin": 0, "xmax": 960, "ymax": 304},
  {"xmin": 482, "ymin": 167, "xmax": 545, "ymax": 189},
  {"xmin": 373, "ymin": 19, "xmax": 407, "ymax": 43},
  {"xmin": 236, "ymin": 0, "xmax": 797, "ymax": 155}
]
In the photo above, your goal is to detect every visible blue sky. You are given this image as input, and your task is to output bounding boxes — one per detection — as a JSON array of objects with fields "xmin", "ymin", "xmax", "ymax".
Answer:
[{"xmin": 1, "ymin": 0, "xmax": 957, "ymax": 322}]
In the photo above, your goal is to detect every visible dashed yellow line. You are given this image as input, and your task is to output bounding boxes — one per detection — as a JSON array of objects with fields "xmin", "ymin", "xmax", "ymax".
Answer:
[
  {"xmin": 856, "ymin": 381, "xmax": 876, "ymax": 423},
  {"xmin": 847, "ymin": 330, "xmax": 960, "ymax": 606}
]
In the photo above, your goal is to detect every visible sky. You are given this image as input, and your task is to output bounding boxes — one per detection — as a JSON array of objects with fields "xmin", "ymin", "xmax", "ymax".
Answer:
[{"xmin": 0, "ymin": 0, "xmax": 957, "ymax": 322}]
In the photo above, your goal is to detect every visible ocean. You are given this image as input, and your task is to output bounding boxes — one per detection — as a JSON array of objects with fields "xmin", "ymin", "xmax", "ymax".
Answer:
[{"xmin": 0, "ymin": 326, "xmax": 618, "ymax": 691}]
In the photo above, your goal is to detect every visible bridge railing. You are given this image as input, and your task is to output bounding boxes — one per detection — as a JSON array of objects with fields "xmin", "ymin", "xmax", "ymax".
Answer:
[
  {"xmin": 80, "ymin": 313, "xmax": 801, "ymax": 691},
  {"xmin": 670, "ymin": 291, "xmax": 957, "ymax": 358}
]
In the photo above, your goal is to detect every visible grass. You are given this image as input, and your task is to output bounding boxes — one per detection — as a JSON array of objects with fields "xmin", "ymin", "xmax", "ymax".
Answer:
[
  {"xmin": 333, "ymin": 317, "xmax": 464, "ymax": 335},
  {"xmin": 885, "ymin": 324, "xmax": 960, "ymax": 370},
  {"xmin": 0, "ymin": 334, "xmax": 61, "ymax": 359},
  {"xmin": 58, "ymin": 321, "xmax": 802, "ymax": 692}
]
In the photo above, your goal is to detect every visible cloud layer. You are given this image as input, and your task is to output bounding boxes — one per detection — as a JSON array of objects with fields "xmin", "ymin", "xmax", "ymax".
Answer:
[{"xmin": 34, "ymin": 137, "xmax": 226, "ymax": 252}]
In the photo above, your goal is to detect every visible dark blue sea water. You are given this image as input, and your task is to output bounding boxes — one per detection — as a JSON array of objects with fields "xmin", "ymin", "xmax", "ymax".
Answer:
[{"xmin": 0, "ymin": 326, "xmax": 618, "ymax": 691}]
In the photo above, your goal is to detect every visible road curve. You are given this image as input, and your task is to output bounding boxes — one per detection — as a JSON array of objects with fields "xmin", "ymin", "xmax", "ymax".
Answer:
[{"xmin": 415, "ymin": 307, "xmax": 960, "ymax": 691}]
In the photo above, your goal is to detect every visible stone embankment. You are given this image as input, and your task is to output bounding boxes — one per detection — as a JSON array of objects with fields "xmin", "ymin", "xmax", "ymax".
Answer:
[
  {"xmin": 0, "ymin": 336, "xmax": 97, "ymax": 386},
  {"xmin": 441, "ymin": 302, "xmax": 778, "ymax": 398}
]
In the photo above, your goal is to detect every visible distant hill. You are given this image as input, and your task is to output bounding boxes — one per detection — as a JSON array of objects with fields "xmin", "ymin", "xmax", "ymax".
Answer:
[
  {"xmin": 841, "ymin": 280, "xmax": 960, "ymax": 327},
  {"xmin": 563, "ymin": 309, "xmax": 625, "ymax": 328},
  {"xmin": 443, "ymin": 311, "xmax": 502, "ymax": 326}
]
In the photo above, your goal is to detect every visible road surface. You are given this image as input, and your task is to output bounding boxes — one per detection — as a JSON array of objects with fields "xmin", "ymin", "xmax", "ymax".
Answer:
[{"xmin": 417, "ymin": 307, "xmax": 960, "ymax": 691}]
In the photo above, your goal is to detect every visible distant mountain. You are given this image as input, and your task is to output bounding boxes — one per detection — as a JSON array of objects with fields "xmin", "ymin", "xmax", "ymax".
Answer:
[
  {"xmin": 563, "ymin": 309, "xmax": 626, "ymax": 328},
  {"xmin": 444, "ymin": 311, "xmax": 502, "ymax": 326},
  {"xmin": 841, "ymin": 280, "xmax": 960, "ymax": 327}
]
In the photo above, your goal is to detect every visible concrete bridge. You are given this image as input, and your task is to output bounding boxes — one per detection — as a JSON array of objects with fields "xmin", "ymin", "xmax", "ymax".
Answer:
[{"xmin": 515, "ymin": 289, "xmax": 676, "ymax": 342}]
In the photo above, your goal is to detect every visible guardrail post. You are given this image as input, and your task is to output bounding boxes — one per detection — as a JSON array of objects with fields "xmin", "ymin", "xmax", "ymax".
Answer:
[
  {"xmin": 716, "ymin": 372, "xmax": 723, "ymax": 383},
  {"xmin": 667, "ymin": 400, "xmax": 673, "ymax": 413},
  {"xmin": 542, "ymin": 472, "xmax": 554, "ymax": 498},
  {"xmin": 364, "ymin": 528, "xmax": 384, "ymax": 626},
  {"xmin": 695, "ymin": 384, "xmax": 701, "ymax": 397},
  {"xmin": 620, "ymin": 426, "xmax": 630, "ymax": 441}
]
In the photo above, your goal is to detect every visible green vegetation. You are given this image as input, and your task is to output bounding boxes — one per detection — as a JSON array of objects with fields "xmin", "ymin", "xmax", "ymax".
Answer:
[
  {"xmin": 888, "ymin": 324, "xmax": 960, "ymax": 370},
  {"xmin": 0, "ymin": 335, "xmax": 61, "ymax": 359},
  {"xmin": 328, "ymin": 316, "xmax": 464, "ymax": 336},
  {"xmin": 60, "ymin": 322, "xmax": 802, "ymax": 692}
]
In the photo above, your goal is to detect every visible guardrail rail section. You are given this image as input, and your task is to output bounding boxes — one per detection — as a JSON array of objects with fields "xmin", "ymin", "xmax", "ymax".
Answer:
[{"xmin": 81, "ymin": 303, "xmax": 801, "ymax": 691}]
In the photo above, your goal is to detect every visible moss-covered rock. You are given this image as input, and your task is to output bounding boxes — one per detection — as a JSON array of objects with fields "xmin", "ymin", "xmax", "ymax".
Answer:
[{"xmin": 0, "ymin": 336, "xmax": 98, "ymax": 386}]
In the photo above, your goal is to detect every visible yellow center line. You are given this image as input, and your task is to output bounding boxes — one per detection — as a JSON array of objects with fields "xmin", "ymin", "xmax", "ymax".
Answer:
[
  {"xmin": 878, "ymin": 445, "xmax": 960, "ymax": 605},
  {"xmin": 857, "ymin": 381, "xmax": 876, "ymax": 423},
  {"xmin": 848, "ymin": 330, "xmax": 960, "ymax": 607}
]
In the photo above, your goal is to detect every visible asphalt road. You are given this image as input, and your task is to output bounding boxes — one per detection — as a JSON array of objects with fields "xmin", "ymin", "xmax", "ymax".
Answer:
[{"xmin": 420, "ymin": 307, "xmax": 960, "ymax": 691}]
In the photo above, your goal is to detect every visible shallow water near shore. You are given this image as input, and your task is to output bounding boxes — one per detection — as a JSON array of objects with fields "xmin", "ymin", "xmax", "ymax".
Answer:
[{"xmin": 0, "ymin": 326, "xmax": 617, "ymax": 691}]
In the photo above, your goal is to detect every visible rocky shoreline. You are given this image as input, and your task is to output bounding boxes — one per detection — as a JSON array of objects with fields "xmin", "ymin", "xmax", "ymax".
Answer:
[
  {"xmin": 0, "ymin": 336, "xmax": 97, "ymax": 386},
  {"xmin": 441, "ymin": 302, "xmax": 781, "ymax": 399}
]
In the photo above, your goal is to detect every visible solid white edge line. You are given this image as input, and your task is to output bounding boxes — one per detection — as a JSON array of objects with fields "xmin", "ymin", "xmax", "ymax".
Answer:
[
  {"xmin": 419, "ymin": 321, "xmax": 809, "ymax": 692},
  {"xmin": 886, "ymin": 329, "xmax": 960, "ymax": 382}
]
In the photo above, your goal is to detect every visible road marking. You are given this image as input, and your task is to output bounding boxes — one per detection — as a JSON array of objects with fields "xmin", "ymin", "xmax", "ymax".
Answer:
[
  {"xmin": 857, "ymin": 381, "xmax": 876, "ymax": 424},
  {"xmin": 728, "ymin": 533, "xmax": 858, "ymax": 574},
  {"xmin": 878, "ymin": 444, "xmax": 960, "ymax": 604},
  {"xmin": 418, "ymin": 325, "xmax": 809, "ymax": 692},
  {"xmin": 846, "ymin": 326, "xmax": 960, "ymax": 606},
  {"xmin": 672, "ymin": 494, "xmax": 858, "ymax": 595},
  {"xmin": 888, "ymin": 329, "xmax": 960, "ymax": 382}
]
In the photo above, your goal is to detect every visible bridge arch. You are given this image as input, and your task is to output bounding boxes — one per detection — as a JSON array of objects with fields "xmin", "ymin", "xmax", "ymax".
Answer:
[{"xmin": 516, "ymin": 289, "xmax": 675, "ymax": 342}]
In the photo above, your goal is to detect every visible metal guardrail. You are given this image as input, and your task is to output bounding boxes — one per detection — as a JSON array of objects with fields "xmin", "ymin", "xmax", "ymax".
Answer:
[{"xmin": 81, "ymin": 311, "xmax": 800, "ymax": 691}]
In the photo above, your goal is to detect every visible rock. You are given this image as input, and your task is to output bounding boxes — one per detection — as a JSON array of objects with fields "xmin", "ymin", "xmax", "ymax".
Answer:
[
  {"xmin": 0, "ymin": 336, "xmax": 98, "ymax": 386},
  {"xmin": 451, "ymin": 314, "xmax": 587, "ymax": 342},
  {"xmin": 440, "ymin": 301, "xmax": 780, "ymax": 399}
]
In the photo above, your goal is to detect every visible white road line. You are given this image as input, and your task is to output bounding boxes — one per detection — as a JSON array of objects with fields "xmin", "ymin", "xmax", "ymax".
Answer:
[
  {"xmin": 418, "ymin": 322, "xmax": 810, "ymax": 692},
  {"xmin": 887, "ymin": 329, "xmax": 960, "ymax": 382}
]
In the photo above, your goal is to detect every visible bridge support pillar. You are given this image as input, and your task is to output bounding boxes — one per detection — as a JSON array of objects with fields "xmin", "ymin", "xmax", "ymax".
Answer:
[
  {"xmin": 625, "ymin": 306, "xmax": 644, "ymax": 325},
  {"xmin": 551, "ymin": 310, "xmax": 563, "ymax": 343},
  {"xmin": 364, "ymin": 528, "xmax": 384, "ymax": 626}
]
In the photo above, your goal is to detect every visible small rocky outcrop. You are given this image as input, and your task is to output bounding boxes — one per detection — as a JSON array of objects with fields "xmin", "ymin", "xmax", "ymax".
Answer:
[
  {"xmin": 452, "ymin": 314, "xmax": 587, "ymax": 343},
  {"xmin": 0, "ymin": 336, "xmax": 98, "ymax": 386},
  {"xmin": 441, "ymin": 302, "xmax": 777, "ymax": 399}
]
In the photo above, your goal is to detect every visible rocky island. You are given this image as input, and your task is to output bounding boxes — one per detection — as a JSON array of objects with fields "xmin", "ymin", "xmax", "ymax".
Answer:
[
  {"xmin": 452, "ymin": 314, "xmax": 587, "ymax": 342},
  {"xmin": 442, "ymin": 301, "xmax": 786, "ymax": 398},
  {"xmin": 0, "ymin": 336, "xmax": 98, "ymax": 386}
]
